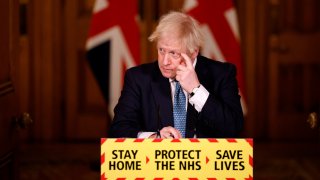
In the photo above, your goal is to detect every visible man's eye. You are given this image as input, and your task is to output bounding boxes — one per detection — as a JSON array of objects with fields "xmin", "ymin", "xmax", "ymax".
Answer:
[
  {"xmin": 170, "ymin": 52, "xmax": 178, "ymax": 56},
  {"xmin": 170, "ymin": 52, "xmax": 180, "ymax": 58}
]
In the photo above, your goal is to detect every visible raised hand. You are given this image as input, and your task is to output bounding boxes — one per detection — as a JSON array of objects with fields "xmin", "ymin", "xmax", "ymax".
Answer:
[{"xmin": 175, "ymin": 53, "xmax": 200, "ymax": 93}]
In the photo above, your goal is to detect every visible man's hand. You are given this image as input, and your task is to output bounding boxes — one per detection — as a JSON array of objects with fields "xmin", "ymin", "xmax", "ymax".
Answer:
[
  {"xmin": 159, "ymin": 126, "xmax": 182, "ymax": 138},
  {"xmin": 176, "ymin": 53, "xmax": 200, "ymax": 93}
]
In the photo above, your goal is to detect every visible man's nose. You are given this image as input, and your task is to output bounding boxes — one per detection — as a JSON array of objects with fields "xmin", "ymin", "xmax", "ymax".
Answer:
[{"xmin": 163, "ymin": 53, "xmax": 170, "ymax": 65}]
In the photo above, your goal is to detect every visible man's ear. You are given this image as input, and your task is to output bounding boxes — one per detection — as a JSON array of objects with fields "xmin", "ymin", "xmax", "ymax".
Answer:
[{"xmin": 191, "ymin": 49, "xmax": 199, "ymax": 60}]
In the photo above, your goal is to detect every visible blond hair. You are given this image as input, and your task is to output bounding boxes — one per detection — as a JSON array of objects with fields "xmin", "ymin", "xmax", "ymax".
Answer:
[{"xmin": 148, "ymin": 11, "xmax": 203, "ymax": 54}]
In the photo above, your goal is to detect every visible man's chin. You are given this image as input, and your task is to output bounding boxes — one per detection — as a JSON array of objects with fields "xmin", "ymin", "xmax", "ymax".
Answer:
[{"xmin": 161, "ymin": 72, "xmax": 175, "ymax": 79}]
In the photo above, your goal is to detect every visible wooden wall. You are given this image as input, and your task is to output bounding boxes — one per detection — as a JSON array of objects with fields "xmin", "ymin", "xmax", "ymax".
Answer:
[{"xmin": 18, "ymin": 0, "xmax": 65, "ymax": 141}]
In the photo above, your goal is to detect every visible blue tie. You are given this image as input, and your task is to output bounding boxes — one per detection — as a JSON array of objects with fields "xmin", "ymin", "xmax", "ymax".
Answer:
[{"xmin": 173, "ymin": 81, "xmax": 186, "ymax": 138}]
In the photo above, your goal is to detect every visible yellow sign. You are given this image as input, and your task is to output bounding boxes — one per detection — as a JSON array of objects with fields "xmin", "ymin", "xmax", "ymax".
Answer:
[{"xmin": 101, "ymin": 138, "xmax": 253, "ymax": 179}]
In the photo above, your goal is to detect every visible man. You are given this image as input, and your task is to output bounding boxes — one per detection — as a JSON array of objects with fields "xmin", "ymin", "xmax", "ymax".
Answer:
[{"xmin": 109, "ymin": 11, "xmax": 244, "ymax": 138}]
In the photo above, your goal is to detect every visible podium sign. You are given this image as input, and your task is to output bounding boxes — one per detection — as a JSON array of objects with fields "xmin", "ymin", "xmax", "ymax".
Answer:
[{"xmin": 101, "ymin": 138, "xmax": 253, "ymax": 179}]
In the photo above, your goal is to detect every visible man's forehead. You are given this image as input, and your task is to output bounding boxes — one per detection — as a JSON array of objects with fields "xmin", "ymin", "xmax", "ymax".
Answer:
[{"xmin": 157, "ymin": 38, "xmax": 183, "ymax": 51}]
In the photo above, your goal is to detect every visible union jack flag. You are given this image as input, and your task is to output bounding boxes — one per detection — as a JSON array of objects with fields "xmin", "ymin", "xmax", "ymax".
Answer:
[
  {"xmin": 184, "ymin": 0, "xmax": 247, "ymax": 114},
  {"xmin": 86, "ymin": 0, "xmax": 140, "ymax": 117}
]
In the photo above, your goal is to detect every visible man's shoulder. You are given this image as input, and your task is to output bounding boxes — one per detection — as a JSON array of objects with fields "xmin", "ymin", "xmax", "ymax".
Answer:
[
  {"xmin": 198, "ymin": 55, "xmax": 235, "ymax": 71},
  {"xmin": 126, "ymin": 61, "xmax": 159, "ymax": 80},
  {"xmin": 127, "ymin": 61, "xmax": 158, "ymax": 72}
]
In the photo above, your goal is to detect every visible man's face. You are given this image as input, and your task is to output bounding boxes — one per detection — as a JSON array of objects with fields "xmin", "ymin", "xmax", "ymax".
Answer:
[{"xmin": 157, "ymin": 36, "xmax": 186, "ymax": 79}]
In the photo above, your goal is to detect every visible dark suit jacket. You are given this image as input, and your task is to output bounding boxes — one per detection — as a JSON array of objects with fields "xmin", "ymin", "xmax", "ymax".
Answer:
[{"xmin": 109, "ymin": 55, "xmax": 244, "ymax": 138}]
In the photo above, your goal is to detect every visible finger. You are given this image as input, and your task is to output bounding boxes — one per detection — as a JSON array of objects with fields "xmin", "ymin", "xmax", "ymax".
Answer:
[
  {"xmin": 160, "ymin": 127, "xmax": 173, "ymax": 138},
  {"xmin": 175, "ymin": 70, "xmax": 183, "ymax": 76},
  {"xmin": 168, "ymin": 128, "xmax": 182, "ymax": 139},
  {"xmin": 161, "ymin": 134, "xmax": 167, "ymax": 138},
  {"xmin": 161, "ymin": 126, "xmax": 182, "ymax": 138},
  {"xmin": 176, "ymin": 64, "xmax": 187, "ymax": 71},
  {"xmin": 181, "ymin": 53, "xmax": 193, "ymax": 68},
  {"xmin": 159, "ymin": 131, "xmax": 167, "ymax": 138},
  {"xmin": 163, "ymin": 133, "xmax": 173, "ymax": 139},
  {"xmin": 171, "ymin": 131, "xmax": 182, "ymax": 139},
  {"xmin": 166, "ymin": 135, "xmax": 173, "ymax": 139},
  {"xmin": 175, "ymin": 73, "xmax": 185, "ymax": 82}
]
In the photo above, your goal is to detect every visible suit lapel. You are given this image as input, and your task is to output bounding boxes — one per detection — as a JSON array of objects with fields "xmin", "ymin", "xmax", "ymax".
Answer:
[
  {"xmin": 151, "ymin": 64, "xmax": 174, "ymax": 129},
  {"xmin": 185, "ymin": 56, "xmax": 209, "ymax": 137},
  {"xmin": 195, "ymin": 56, "xmax": 209, "ymax": 84}
]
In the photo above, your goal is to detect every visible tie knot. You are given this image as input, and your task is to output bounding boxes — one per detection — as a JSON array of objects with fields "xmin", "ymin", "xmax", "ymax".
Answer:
[
  {"xmin": 175, "ymin": 80, "xmax": 181, "ymax": 88},
  {"xmin": 174, "ymin": 81, "xmax": 183, "ymax": 96}
]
